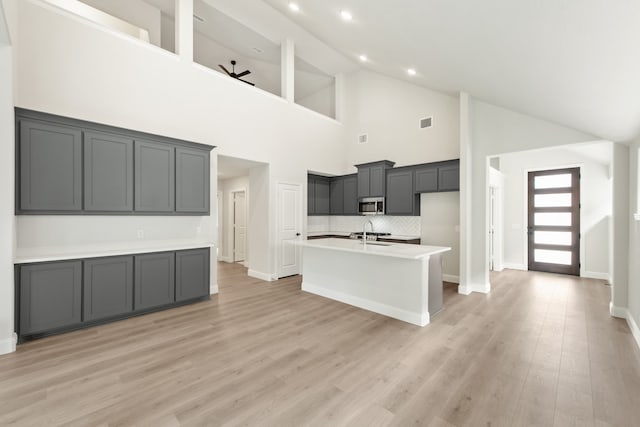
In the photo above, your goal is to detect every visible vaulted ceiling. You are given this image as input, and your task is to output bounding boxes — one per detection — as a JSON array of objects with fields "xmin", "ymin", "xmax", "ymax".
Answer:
[{"xmin": 264, "ymin": 0, "xmax": 640, "ymax": 142}]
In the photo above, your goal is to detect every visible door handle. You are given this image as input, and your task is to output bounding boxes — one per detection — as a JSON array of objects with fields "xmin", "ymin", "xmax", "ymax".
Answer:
[{"xmin": 296, "ymin": 233, "xmax": 301, "ymax": 236}]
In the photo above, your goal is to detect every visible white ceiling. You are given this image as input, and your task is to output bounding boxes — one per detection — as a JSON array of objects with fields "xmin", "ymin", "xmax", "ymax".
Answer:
[{"xmin": 263, "ymin": 0, "xmax": 640, "ymax": 142}]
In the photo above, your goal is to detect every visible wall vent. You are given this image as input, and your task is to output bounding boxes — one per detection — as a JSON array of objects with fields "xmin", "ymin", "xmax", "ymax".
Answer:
[
  {"xmin": 358, "ymin": 134, "xmax": 368, "ymax": 144},
  {"xmin": 420, "ymin": 117, "xmax": 433, "ymax": 129}
]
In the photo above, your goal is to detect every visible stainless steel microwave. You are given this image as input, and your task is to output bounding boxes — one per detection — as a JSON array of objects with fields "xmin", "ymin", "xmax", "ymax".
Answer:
[{"xmin": 358, "ymin": 197, "xmax": 385, "ymax": 215}]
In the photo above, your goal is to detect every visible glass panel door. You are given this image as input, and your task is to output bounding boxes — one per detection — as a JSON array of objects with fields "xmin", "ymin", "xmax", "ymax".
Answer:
[{"xmin": 527, "ymin": 168, "xmax": 580, "ymax": 275}]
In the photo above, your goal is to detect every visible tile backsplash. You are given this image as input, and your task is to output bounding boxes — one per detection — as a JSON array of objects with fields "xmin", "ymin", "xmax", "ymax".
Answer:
[{"xmin": 308, "ymin": 216, "xmax": 421, "ymax": 236}]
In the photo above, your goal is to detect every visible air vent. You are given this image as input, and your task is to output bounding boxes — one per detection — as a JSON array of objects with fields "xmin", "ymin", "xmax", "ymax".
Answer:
[
  {"xmin": 193, "ymin": 14, "xmax": 205, "ymax": 23},
  {"xmin": 358, "ymin": 134, "xmax": 368, "ymax": 144},
  {"xmin": 420, "ymin": 117, "xmax": 433, "ymax": 129}
]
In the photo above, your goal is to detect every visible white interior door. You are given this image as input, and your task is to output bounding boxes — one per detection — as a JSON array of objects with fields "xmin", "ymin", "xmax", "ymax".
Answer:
[
  {"xmin": 277, "ymin": 182, "xmax": 301, "ymax": 278},
  {"xmin": 233, "ymin": 191, "xmax": 246, "ymax": 262},
  {"xmin": 217, "ymin": 191, "xmax": 222, "ymax": 259},
  {"xmin": 490, "ymin": 187, "xmax": 495, "ymax": 271}
]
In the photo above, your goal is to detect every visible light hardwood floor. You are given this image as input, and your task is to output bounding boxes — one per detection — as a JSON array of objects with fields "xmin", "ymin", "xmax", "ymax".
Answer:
[{"xmin": 1, "ymin": 263, "xmax": 639, "ymax": 426}]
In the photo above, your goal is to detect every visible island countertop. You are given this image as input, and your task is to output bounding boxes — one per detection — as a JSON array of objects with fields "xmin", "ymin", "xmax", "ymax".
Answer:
[{"xmin": 294, "ymin": 238, "xmax": 449, "ymax": 260}]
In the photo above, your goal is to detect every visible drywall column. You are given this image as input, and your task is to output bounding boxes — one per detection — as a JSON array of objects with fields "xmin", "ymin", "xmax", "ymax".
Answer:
[
  {"xmin": 0, "ymin": 1, "xmax": 15, "ymax": 353},
  {"xmin": 281, "ymin": 38, "xmax": 294, "ymax": 102},
  {"xmin": 248, "ymin": 164, "xmax": 272, "ymax": 281},
  {"xmin": 175, "ymin": 0, "xmax": 193, "ymax": 61},
  {"xmin": 610, "ymin": 142, "xmax": 629, "ymax": 317},
  {"xmin": 458, "ymin": 92, "xmax": 474, "ymax": 294}
]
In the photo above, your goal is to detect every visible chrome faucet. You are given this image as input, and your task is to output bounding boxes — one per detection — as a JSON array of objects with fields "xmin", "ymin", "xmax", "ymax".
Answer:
[{"xmin": 363, "ymin": 219, "xmax": 374, "ymax": 248}]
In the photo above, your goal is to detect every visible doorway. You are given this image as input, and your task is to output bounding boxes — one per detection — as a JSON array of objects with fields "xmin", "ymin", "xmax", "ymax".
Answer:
[
  {"xmin": 232, "ymin": 190, "xmax": 246, "ymax": 263},
  {"xmin": 527, "ymin": 167, "xmax": 580, "ymax": 275}
]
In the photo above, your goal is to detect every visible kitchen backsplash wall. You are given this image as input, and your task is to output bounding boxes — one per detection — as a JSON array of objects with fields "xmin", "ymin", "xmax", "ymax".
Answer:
[{"xmin": 308, "ymin": 216, "xmax": 421, "ymax": 236}]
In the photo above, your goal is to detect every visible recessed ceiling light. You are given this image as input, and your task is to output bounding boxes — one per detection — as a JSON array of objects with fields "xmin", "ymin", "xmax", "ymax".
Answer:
[
  {"xmin": 407, "ymin": 68, "xmax": 417, "ymax": 76},
  {"xmin": 340, "ymin": 10, "xmax": 353, "ymax": 21},
  {"xmin": 359, "ymin": 55, "xmax": 368, "ymax": 62},
  {"xmin": 289, "ymin": 3, "xmax": 300, "ymax": 12}
]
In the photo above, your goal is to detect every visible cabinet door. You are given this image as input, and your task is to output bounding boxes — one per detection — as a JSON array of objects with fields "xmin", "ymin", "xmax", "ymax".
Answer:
[
  {"xmin": 343, "ymin": 175, "xmax": 358, "ymax": 215},
  {"xmin": 176, "ymin": 148, "xmax": 210, "ymax": 213},
  {"xmin": 386, "ymin": 170, "xmax": 417, "ymax": 215},
  {"xmin": 307, "ymin": 177, "xmax": 315, "ymax": 215},
  {"xmin": 134, "ymin": 252, "xmax": 175, "ymax": 311},
  {"xmin": 357, "ymin": 168, "xmax": 370, "ymax": 198},
  {"xmin": 176, "ymin": 248, "xmax": 210, "ymax": 302},
  {"xmin": 20, "ymin": 261, "xmax": 82, "ymax": 335},
  {"xmin": 315, "ymin": 179, "xmax": 331, "ymax": 214},
  {"xmin": 330, "ymin": 178, "xmax": 344, "ymax": 215},
  {"xmin": 84, "ymin": 131, "xmax": 134, "ymax": 212},
  {"xmin": 370, "ymin": 166, "xmax": 386, "ymax": 197},
  {"xmin": 438, "ymin": 161, "xmax": 460, "ymax": 192},
  {"xmin": 134, "ymin": 140, "xmax": 175, "ymax": 212},
  {"xmin": 19, "ymin": 120, "xmax": 82, "ymax": 211},
  {"xmin": 83, "ymin": 256, "xmax": 134, "ymax": 322},
  {"xmin": 414, "ymin": 166, "xmax": 438, "ymax": 193}
]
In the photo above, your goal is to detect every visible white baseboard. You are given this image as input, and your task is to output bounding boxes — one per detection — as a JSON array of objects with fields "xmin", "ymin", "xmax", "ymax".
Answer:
[
  {"xmin": 302, "ymin": 282, "xmax": 429, "ymax": 327},
  {"xmin": 582, "ymin": 271, "xmax": 610, "ymax": 281},
  {"xmin": 627, "ymin": 310, "xmax": 640, "ymax": 352},
  {"xmin": 443, "ymin": 274, "xmax": 460, "ymax": 284},
  {"xmin": 458, "ymin": 282, "xmax": 491, "ymax": 295},
  {"xmin": 0, "ymin": 333, "xmax": 17, "ymax": 355},
  {"xmin": 502, "ymin": 263, "xmax": 526, "ymax": 271},
  {"xmin": 242, "ymin": 261, "xmax": 249, "ymax": 268},
  {"xmin": 248, "ymin": 269, "xmax": 274, "ymax": 282},
  {"xmin": 609, "ymin": 302, "xmax": 627, "ymax": 318},
  {"xmin": 209, "ymin": 284, "xmax": 219, "ymax": 295},
  {"xmin": 218, "ymin": 256, "xmax": 232, "ymax": 263}
]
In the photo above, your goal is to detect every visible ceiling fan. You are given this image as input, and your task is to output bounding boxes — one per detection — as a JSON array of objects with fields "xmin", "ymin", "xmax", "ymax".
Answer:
[{"xmin": 218, "ymin": 60, "xmax": 255, "ymax": 86}]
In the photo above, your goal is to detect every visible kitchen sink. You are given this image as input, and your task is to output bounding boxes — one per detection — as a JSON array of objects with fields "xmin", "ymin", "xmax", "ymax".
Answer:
[{"xmin": 359, "ymin": 241, "xmax": 393, "ymax": 247}]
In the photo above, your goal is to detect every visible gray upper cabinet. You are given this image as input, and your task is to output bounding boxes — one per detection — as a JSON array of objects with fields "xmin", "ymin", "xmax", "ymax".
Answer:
[
  {"xmin": 315, "ymin": 178, "xmax": 331, "ymax": 215},
  {"xmin": 176, "ymin": 148, "xmax": 210, "ymax": 213},
  {"xmin": 176, "ymin": 248, "xmax": 210, "ymax": 302},
  {"xmin": 307, "ymin": 176, "xmax": 315, "ymax": 215},
  {"xmin": 83, "ymin": 256, "xmax": 133, "ymax": 322},
  {"xmin": 343, "ymin": 175, "xmax": 358, "ymax": 215},
  {"xmin": 19, "ymin": 261, "xmax": 82, "ymax": 335},
  {"xmin": 386, "ymin": 169, "xmax": 420, "ymax": 216},
  {"xmin": 414, "ymin": 166, "xmax": 438, "ymax": 193},
  {"xmin": 134, "ymin": 140, "xmax": 175, "ymax": 212},
  {"xmin": 356, "ymin": 161, "xmax": 395, "ymax": 198},
  {"xmin": 19, "ymin": 120, "xmax": 82, "ymax": 212},
  {"xmin": 84, "ymin": 131, "xmax": 134, "ymax": 212},
  {"xmin": 330, "ymin": 178, "xmax": 344, "ymax": 214},
  {"xmin": 134, "ymin": 252, "xmax": 175, "ymax": 311},
  {"xmin": 438, "ymin": 160, "xmax": 460, "ymax": 192}
]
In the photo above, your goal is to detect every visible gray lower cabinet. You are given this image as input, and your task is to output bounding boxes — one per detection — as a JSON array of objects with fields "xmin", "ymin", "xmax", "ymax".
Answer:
[
  {"xmin": 19, "ymin": 120, "xmax": 82, "ymax": 212},
  {"xmin": 414, "ymin": 166, "xmax": 438, "ymax": 193},
  {"xmin": 176, "ymin": 148, "xmax": 210, "ymax": 213},
  {"xmin": 176, "ymin": 249, "xmax": 210, "ymax": 302},
  {"xmin": 19, "ymin": 261, "xmax": 82, "ymax": 335},
  {"xmin": 438, "ymin": 161, "xmax": 460, "ymax": 192},
  {"xmin": 83, "ymin": 256, "xmax": 133, "ymax": 321},
  {"xmin": 386, "ymin": 169, "xmax": 420, "ymax": 216},
  {"xmin": 84, "ymin": 131, "xmax": 134, "ymax": 212},
  {"xmin": 134, "ymin": 252, "xmax": 176, "ymax": 311},
  {"xmin": 135, "ymin": 140, "xmax": 175, "ymax": 212},
  {"xmin": 343, "ymin": 175, "xmax": 358, "ymax": 215},
  {"xmin": 330, "ymin": 178, "xmax": 344, "ymax": 214}
]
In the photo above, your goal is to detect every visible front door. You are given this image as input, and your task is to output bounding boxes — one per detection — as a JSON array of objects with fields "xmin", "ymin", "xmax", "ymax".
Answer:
[
  {"xmin": 277, "ymin": 182, "xmax": 302, "ymax": 278},
  {"xmin": 527, "ymin": 167, "xmax": 580, "ymax": 275}
]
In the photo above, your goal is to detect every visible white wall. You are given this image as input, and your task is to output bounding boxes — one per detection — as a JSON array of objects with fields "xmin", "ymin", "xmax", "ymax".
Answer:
[
  {"xmin": 498, "ymin": 146, "xmax": 611, "ymax": 279},
  {"xmin": 463, "ymin": 97, "xmax": 600, "ymax": 294},
  {"xmin": 420, "ymin": 193, "xmax": 460, "ymax": 282},
  {"xmin": 343, "ymin": 69, "xmax": 459, "ymax": 170},
  {"xmin": 0, "ymin": 42, "xmax": 15, "ymax": 354},
  {"xmin": 217, "ymin": 175, "xmax": 250, "ymax": 262},
  {"xmin": 611, "ymin": 143, "xmax": 630, "ymax": 312},
  {"xmin": 627, "ymin": 140, "xmax": 640, "ymax": 342},
  {"xmin": 80, "ymin": 0, "xmax": 162, "ymax": 46},
  {"xmin": 296, "ymin": 81, "xmax": 335, "ymax": 119}
]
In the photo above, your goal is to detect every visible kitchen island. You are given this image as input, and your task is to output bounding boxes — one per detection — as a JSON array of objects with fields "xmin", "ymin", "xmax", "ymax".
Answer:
[{"xmin": 295, "ymin": 238, "xmax": 450, "ymax": 326}]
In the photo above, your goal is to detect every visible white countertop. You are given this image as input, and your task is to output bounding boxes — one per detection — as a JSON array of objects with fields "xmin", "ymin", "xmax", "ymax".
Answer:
[
  {"xmin": 14, "ymin": 240, "xmax": 215, "ymax": 264},
  {"xmin": 295, "ymin": 238, "xmax": 449, "ymax": 260}
]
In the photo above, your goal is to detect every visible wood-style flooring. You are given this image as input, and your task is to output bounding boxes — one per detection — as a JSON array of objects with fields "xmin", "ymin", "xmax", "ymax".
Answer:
[{"xmin": 1, "ymin": 263, "xmax": 639, "ymax": 426}]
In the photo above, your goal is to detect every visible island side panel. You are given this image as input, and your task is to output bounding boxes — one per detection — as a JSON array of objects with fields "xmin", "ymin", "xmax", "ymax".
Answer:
[
  {"xmin": 428, "ymin": 253, "xmax": 443, "ymax": 316},
  {"xmin": 300, "ymin": 246, "xmax": 430, "ymax": 326}
]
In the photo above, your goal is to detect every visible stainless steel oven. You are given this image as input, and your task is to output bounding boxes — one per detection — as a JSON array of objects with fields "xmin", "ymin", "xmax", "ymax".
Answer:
[{"xmin": 358, "ymin": 197, "xmax": 385, "ymax": 215}]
